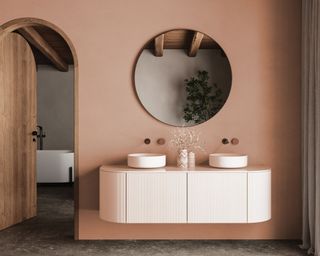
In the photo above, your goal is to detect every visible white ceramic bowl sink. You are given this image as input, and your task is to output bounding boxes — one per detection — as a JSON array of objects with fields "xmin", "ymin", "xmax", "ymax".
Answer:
[
  {"xmin": 209, "ymin": 153, "xmax": 248, "ymax": 168},
  {"xmin": 128, "ymin": 153, "xmax": 166, "ymax": 168}
]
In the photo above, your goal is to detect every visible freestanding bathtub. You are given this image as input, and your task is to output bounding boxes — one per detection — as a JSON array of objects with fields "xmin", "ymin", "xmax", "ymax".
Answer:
[{"xmin": 37, "ymin": 150, "xmax": 74, "ymax": 183}]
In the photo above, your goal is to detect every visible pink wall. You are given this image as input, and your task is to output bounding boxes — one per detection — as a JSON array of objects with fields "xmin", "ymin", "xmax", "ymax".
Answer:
[{"xmin": 0, "ymin": 0, "xmax": 301, "ymax": 239}]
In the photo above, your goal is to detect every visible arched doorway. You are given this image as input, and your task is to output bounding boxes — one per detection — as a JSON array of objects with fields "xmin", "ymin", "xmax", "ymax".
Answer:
[{"xmin": 0, "ymin": 17, "xmax": 79, "ymax": 239}]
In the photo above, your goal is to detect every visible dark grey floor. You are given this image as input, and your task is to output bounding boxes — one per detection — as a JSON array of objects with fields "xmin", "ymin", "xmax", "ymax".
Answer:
[{"xmin": 0, "ymin": 186, "xmax": 308, "ymax": 256}]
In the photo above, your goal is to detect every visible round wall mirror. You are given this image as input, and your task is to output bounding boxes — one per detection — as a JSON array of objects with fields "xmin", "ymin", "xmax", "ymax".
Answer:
[{"xmin": 134, "ymin": 29, "xmax": 232, "ymax": 127}]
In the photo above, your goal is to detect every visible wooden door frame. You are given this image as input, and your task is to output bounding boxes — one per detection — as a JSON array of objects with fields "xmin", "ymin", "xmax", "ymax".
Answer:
[{"xmin": 0, "ymin": 17, "xmax": 79, "ymax": 239}]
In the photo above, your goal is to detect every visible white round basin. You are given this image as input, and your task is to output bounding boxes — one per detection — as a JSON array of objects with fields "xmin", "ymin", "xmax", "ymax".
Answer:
[
  {"xmin": 209, "ymin": 153, "xmax": 248, "ymax": 168},
  {"xmin": 128, "ymin": 153, "xmax": 166, "ymax": 168}
]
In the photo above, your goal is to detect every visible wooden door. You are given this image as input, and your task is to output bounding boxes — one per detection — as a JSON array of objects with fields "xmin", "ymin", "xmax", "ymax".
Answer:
[{"xmin": 0, "ymin": 32, "xmax": 37, "ymax": 230}]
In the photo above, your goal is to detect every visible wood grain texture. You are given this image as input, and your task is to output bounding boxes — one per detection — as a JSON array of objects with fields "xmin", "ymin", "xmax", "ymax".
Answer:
[
  {"xmin": 145, "ymin": 30, "xmax": 219, "ymax": 50},
  {"xmin": 18, "ymin": 26, "xmax": 68, "ymax": 71},
  {"xmin": 32, "ymin": 26, "xmax": 74, "ymax": 65},
  {"xmin": 1, "ymin": 17, "xmax": 78, "ymax": 239},
  {"xmin": 0, "ymin": 33, "xmax": 37, "ymax": 230},
  {"xmin": 188, "ymin": 31, "xmax": 204, "ymax": 57},
  {"xmin": 154, "ymin": 34, "xmax": 164, "ymax": 57}
]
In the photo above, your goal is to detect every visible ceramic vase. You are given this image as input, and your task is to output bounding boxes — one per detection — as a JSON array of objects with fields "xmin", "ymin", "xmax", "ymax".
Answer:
[
  {"xmin": 177, "ymin": 149, "xmax": 188, "ymax": 168},
  {"xmin": 188, "ymin": 151, "xmax": 195, "ymax": 168}
]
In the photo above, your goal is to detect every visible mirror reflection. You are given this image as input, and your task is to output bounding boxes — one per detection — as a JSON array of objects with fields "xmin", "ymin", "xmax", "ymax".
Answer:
[{"xmin": 134, "ymin": 29, "xmax": 232, "ymax": 126}]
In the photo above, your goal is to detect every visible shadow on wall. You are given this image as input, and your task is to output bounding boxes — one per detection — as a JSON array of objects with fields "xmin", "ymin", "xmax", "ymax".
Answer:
[{"xmin": 80, "ymin": 168, "xmax": 100, "ymax": 210}]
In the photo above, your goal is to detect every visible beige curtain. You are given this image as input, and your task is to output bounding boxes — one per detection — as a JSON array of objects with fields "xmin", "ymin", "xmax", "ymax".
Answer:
[{"xmin": 302, "ymin": 0, "xmax": 320, "ymax": 255}]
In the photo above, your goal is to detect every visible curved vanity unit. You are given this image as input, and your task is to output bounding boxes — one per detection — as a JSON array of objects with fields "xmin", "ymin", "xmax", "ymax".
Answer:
[
  {"xmin": 100, "ymin": 165, "xmax": 271, "ymax": 224},
  {"xmin": 127, "ymin": 153, "xmax": 166, "ymax": 168},
  {"xmin": 209, "ymin": 153, "xmax": 248, "ymax": 168}
]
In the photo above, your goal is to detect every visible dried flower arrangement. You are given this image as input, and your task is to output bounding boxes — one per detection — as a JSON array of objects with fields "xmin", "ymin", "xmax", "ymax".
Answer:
[{"xmin": 169, "ymin": 127, "xmax": 205, "ymax": 153}]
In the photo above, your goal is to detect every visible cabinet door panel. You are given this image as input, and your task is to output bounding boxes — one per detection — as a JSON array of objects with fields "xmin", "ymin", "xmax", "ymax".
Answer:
[
  {"xmin": 188, "ymin": 173, "xmax": 215, "ymax": 223},
  {"xmin": 213, "ymin": 172, "xmax": 247, "ymax": 223},
  {"xmin": 127, "ymin": 172, "xmax": 187, "ymax": 223},
  {"xmin": 248, "ymin": 171, "xmax": 271, "ymax": 223},
  {"xmin": 188, "ymin": 172, "xmax": 247, "ymax": 223},
  {"xmin": 99, "ymin": 171, "xmax": 126, "ymax": 223}
]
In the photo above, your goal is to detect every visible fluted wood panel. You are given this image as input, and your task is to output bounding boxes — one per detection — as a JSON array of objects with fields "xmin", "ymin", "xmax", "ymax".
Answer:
[
  {"xmin": 188, "ymin": 172, "xmax": 247, "ymax": 223},
  {"xmin": 99, "ymin": 171, "xmax": 126, "ymax": 223},
  {"xmin": 127, "ymin": 172, "xmax": 187, "ymax": 223},
  {"xmin": 248, "ymin": 171, "xmax": 271, "ymax": 223},
  {"xmin": 0, "ymin": 33, "xmax": 37, "ymax": 230}
]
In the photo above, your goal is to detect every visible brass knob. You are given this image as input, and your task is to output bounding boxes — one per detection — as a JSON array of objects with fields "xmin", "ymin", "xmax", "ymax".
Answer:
[
  {"xmin": 157, "ymin": 138, "xmax": 166, "ymax": 145},
  {"xmin": 231, "ymin": 138, "xmax": 239, "ymax": 145}
]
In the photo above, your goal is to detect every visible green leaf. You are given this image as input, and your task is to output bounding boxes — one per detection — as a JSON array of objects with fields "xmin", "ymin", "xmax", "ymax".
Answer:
[{"xmin": 183, "ymin": 69, "xmax": 224, "ymax": 124}]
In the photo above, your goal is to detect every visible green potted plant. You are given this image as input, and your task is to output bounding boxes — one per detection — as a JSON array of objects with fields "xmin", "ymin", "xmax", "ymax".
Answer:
[{"xmin": 183, "ymin": 70, "xmax": 223, "ymax": 124}]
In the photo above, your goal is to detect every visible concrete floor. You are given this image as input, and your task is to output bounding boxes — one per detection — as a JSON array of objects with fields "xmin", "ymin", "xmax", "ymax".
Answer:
[{"xmin": 0, "ymin": 186, "xmax": 308, "ymax": 256}]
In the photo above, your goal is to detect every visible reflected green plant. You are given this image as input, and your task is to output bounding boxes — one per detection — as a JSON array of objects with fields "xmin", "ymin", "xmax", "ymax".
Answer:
[{"xmin": 183, "ymin": 70, "xmax": 223, "ymax": 124}]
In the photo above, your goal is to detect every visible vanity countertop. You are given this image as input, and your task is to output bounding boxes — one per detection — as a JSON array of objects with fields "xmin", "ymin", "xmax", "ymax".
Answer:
[{"xmin": 99, "ymin": 164, "xmax": 271, "ymax": 173}]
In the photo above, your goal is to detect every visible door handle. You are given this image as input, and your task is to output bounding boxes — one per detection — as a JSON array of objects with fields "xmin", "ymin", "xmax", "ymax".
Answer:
[{"xmin": 32, "ymin": 131, "xmax": 37, "ymax": 142}]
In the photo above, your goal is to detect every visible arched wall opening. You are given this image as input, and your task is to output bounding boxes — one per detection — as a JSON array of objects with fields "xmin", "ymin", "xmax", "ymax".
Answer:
[{"xmin": 0, "ymin": 17, "xmax": 79, "ymax": 239}]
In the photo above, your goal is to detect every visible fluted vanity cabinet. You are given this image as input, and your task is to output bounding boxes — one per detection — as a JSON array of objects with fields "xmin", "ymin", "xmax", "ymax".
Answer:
[
  {"xmin": 99, "ymin": 171, "xmax": 127, "ymax": 223},
  {"xmin": 99, "ymin": 166, "xmax": 271, "ymax": 224},
  {"xmin": 188, "ymin": 172, "xmax": 247, "ymax": 223},
  {"xmin": 247, "ymin": 171, "xmax": 271, "ymax": 223},
  {"xmin": 127, "ymin": 172, "xmax": 187, "ymax": 223}
]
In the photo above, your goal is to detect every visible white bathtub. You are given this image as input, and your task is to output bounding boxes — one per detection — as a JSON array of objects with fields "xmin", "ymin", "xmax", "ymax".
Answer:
[{"xmin": 37, "ymin": 150, "xmax": 74, "ymax": 183}]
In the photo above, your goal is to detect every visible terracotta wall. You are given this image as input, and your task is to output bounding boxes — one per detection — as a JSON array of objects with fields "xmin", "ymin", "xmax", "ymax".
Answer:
[{"xmin": 0, "ymin": 0, "xmax": 301, "ymax": 239}]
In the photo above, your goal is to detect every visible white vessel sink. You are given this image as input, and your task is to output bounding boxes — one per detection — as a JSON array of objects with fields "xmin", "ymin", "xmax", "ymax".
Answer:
[
  {"xmin": 128, "ymin": 153, "xmax": 166, "ymax": 168},
  {"xmin": 209, "ymin": 153, "xmax": 248, "ymax": 168}
]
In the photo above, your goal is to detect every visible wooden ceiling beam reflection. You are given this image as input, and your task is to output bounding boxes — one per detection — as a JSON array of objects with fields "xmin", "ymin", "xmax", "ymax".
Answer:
[
  {"xmin": 188, "ymin": 31, "xmax": 204, "ymax": 57},
  {"xmin": 18, "ymin": 26, "xmax": 68, "ymax": 72},
  {"xmin": 154, "ymin": 34, "xmax": 164, "ymax": 57}
]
